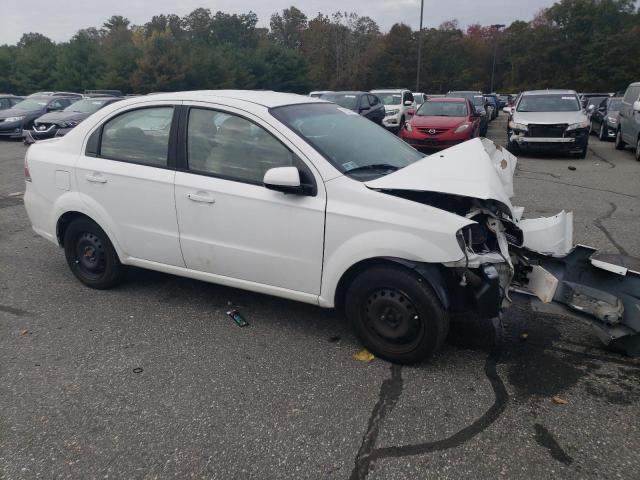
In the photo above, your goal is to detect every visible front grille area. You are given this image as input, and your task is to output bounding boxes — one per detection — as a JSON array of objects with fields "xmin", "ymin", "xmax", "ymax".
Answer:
[
  {"xmin": 417, "ymin": 127, "xmax": 449, "ymax": 135},
  {"xmin": 527, "ymin": 123, "xmax": 567, "ymax": 138}
]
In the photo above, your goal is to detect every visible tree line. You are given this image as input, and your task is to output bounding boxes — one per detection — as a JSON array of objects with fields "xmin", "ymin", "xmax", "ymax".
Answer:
[{"xmin": 0, "ymin": 0, "xmax": 638, "ymax": 96}]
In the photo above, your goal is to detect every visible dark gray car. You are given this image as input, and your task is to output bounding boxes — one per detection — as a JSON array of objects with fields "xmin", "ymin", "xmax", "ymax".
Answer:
[
  {"xmin": 590, "ymin": 97, "xmax": 622, "ymax": 141},
  {"xmin": 30, "ymin": 97, "xmax": 123, "ymax": 140},
  {"xmin": 0, "ymin": 96, "xmax": 78, "ymax": 139},
  {"xmin": 320, "ymin": 92, "xmax": 386, "ymax": 125}
]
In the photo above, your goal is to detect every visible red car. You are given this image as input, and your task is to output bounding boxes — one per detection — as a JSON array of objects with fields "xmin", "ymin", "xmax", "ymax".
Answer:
[{"xmin": 400, "ymin": 97, "xmax": 480, "ymax": 151}]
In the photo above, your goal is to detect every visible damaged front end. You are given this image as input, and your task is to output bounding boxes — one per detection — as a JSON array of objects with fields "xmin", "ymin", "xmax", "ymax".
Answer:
[{"xmin": 366, "ymin": 138, "xmax": 640, "ymax": 356}]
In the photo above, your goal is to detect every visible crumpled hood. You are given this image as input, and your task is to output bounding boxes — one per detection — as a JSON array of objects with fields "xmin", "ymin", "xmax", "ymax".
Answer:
[
  {"xmin": 35, "ymin": 111, "xmax": 89, "ymax": 125},
  {"xmin": 512, "ymin": 110, "xmax": 587, "ymax": 125},
  {"xmin": 365, "ymin": 138, "xmax": 517, "ymax": 214}
]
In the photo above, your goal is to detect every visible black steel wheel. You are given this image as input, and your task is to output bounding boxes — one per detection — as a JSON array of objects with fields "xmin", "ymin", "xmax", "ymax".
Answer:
[
  {"xmin": 614, "ymin": 129, "xmax": 626, "ymax": 150},
  {"xmin": 345, "ymin": 264, "xmax": 448, "ymax": 364},
  {"xmin": 63, "ymin": 217, "xmax": 125, "ymax": 289}
]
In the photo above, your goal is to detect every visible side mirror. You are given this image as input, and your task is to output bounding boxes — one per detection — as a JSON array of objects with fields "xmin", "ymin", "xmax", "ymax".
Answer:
[
  {"xmin": 263, "ymin": 166, "xmax": 307, "ymax": 195},
  {"xmin": 503, "ymin": 106, "xmax": 512, "ymax": 114},
  {"xmin": 46, "ymin": 106, "xmax": 57, "ymax": 112},
  {"xmin": 404, "ymin": 100, "xmax": 413, "ymax": 106},
  {"xmin": 359, "ymin": 106, "xmax": 370, "ymax": 113},
  {"xmin": 633, "ymin": 100, "xmax": 640, "ymax": 112}
]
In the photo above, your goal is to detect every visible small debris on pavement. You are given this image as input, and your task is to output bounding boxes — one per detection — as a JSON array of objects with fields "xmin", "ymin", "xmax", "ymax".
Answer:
[
  {"xmin": 520, "ymin": 332, "xmax": 529, "ymax": 340},
  {"xmin": 352, "ymin": 349, "xmax": 375, "ymax": 362},
  {"xmin": 20, "ymin": 329, "xmax": 29, "ymax": 336},
  {"xmin": 132, "ymin": 367, "xmax": 143, "ymax": 374},
  {"xmin": 568, "ymin": 166, "xmax": 576, "ymax": 171},
  {"xmin": 227, "ymin": 309, "xmax": 249, "ymax": 327},
  {"xmin": 552, "ymin": 396, "xmax": 569, "ymax": 405},
  {"xmin": 328, "ymin": 335, "xmax": 341, "ymax": 343}
]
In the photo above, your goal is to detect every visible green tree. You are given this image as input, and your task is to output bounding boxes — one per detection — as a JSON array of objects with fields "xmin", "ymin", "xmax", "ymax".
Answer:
[
  {"xmin": 14, "ymin": 33, "xmax": 57, "ymax": 92},
  {"xmin": 98, "ymin": 16, "xmax": 140, "ymax": 93},
  {"xmin": 270, "ymin": 6, "xmax": 308, "ymax": 49},
  {"xmin": 55, "ymin": 29, "xmax": 104, "ymax": 91}
]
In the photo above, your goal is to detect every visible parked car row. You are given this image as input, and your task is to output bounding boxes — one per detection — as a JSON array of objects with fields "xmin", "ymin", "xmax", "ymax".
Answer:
[
  {"xmin": 312, "ymin": 87, "xmax": 506, "ymax": 152},
  {"xmin": 0, "ymin": 90, "xmax": 135, "ymax": 142}
]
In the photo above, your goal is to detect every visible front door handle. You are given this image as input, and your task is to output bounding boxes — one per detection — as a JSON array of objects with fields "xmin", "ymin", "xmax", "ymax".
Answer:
[
  {"xmin": 85, "ymin": 174, "xmax": 107, "ymax": 183},
  {"xmin": 187, "ymin": 193, "xmax": 215, "ymax": 204}
]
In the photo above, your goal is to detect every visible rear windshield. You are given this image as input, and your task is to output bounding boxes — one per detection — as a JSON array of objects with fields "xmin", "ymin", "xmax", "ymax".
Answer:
[
  {"xmin": 517, "ymin": 94, "xmax": 580, "ymax": 112},
  {"xmin": 320, "ymin": 93, "xmax": 359, "ymax": 110},
  {"xmin": 417, "ymin": 101, "xmax": 468, "ymax": 117}
]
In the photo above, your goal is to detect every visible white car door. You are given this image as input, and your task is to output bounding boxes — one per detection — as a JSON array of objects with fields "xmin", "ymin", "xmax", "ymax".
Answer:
[
  {"xmin": 75, "ymin": 104, "xmax": 184, "ymax": 267},
  {"xmin": 174, "ymin": 105, "xmax": 326, "ymax": 295}
]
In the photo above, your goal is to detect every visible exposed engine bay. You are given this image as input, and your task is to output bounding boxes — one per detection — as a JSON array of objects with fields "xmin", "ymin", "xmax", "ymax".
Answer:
[{"xmin": 368, "ymin": 139, "xmax": 640, "ymax": 357}]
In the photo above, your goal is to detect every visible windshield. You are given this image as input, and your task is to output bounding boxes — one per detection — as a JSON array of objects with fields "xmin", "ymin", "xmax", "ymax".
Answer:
[
  {"xmin": 11, "ymin": 98, "xmax": 47, "ymax": 111},
  {"xmin": 65, "ymin": 99, "xmax": 110, "ymax": 113},
  {"xmin": 608, "ymin": 98, "xmax": 622, "ymax": 111},
  {"xmin": 375, "ymin": 93, "xmax": 402, "ymax": 106},
  {"xmin": 321, "ymin": 93, "xmax": 359, "ymax": 110},
  {"xmin": 271, "ymin": 103, "xmax": 423, "ymax": 178},
  {"xmin": 417, "ymin": 101, "xmax": 467, "ymax": 117},
  {"xmin": 517, "ymin": 94, "xmax": 580, "ymax": 112}
]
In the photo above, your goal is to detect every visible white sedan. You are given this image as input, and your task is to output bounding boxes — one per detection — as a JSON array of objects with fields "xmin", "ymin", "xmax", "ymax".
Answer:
[{"xmin": 23, "ymin": 90, "xmax": 640, "ymax": 362}]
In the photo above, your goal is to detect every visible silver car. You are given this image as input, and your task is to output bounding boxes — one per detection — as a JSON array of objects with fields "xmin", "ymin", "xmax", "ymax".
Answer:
[{"xmin": 505, "ymin": 89, "xmax": 589, "ymax": 158}]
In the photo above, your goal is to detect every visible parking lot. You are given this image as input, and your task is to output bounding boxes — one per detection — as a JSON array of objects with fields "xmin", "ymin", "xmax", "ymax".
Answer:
[{"xmin": 1, "ymin": 115, "xmax": 640, "ymax": 479}]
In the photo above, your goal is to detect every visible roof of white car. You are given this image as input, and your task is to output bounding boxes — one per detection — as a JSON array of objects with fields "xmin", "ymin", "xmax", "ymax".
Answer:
[
  {"xmin": 138, "ymin": 90, "xmax": 325, "ymax": 108},
  {"xmin": 523, "ymin": 89, "xmax": 577, "ymax": 96}
]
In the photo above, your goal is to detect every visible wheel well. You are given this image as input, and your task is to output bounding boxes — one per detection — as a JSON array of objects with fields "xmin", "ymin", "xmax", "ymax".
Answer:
[
  {"xmin": 333, "ymin": 257, "xmax": 450, "ymax": 312},
  {"xmin": 56, "ymin": 211, "xmax": 93, "ymax": 246}
]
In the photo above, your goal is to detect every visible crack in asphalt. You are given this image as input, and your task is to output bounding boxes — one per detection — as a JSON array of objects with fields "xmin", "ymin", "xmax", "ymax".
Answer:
[
  {"xmin": 349, "ymin": 364, "xmax": 404, "ymax": 480},
  {"xmin": 588, "ymin": 147, "xmax": 616, "ymax": 168},
  {"xmin": 594, "ymin": 201, "xmax": 628, "ymax": 256},
  {"xmin": 350, "ymin": 344, "xmax": 507, "ymax": 479},
  {"xmin": 0, "ymin": 305, "xmax": 29, "ymax": 316},
  {"xmin": 533, "ymin": 423, "xmax": 574, "ymax": 465},
  {"xmin": 516, "ymin": 175, "xmax": 638, "ymax": 199}
]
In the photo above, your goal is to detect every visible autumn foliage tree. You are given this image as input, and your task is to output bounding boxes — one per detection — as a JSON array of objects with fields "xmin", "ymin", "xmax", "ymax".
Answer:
[{"xmin": 0, "ymin": 0, "xmax": 638, "ymax": 95}]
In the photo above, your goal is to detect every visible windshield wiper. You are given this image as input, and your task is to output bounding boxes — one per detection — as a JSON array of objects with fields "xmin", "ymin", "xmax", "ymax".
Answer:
[{"xmin": 346, "ymin": 164, "xmax": 400, "ymax": 174}]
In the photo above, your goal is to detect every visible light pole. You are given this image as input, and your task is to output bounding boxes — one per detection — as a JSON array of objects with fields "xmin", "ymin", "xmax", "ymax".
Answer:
[
  {"xmin": 416, "ymin": 0, "xmax": 424, "ymax": 92},
  {"xmin": 489, "ymin": 24, "xmax": 505, "ymax": 93}
]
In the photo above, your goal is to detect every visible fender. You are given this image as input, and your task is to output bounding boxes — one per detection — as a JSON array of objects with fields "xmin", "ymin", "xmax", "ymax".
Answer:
[
  {"xmin": 50, "ymin": 190, "xmax": 127, "ymax": 261},
  {"xmin": 319, "ymin": 229, "xmax": 463, "ymax": 308}
]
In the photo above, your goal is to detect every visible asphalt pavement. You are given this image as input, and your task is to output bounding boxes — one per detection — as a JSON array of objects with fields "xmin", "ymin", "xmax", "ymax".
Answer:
[{"xmin": 1, "ymin": 116, "xmax": 639, "ymax": 479}]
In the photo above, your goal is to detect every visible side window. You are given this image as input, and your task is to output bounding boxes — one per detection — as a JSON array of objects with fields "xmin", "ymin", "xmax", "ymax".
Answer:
[
  {"xmin": 360, "ymin": 95, "xmax": 370, "ymax": 109},
  {"xmin": 49, "ymin": 100, "xmax": 65, "ymax": 110},
  {"xmin": 369, "ymin": 95, "xmax": 379, "ymax": 106},
  {"xmin": 100, "ymin": 107, "xmax": 173, "ymax": 167},
  {"xmin": 0, "ymin": 99, "xmax": 8, "ymax": 109},
  {"xmin": 187, "ymin": 108, "xmax": 295, "ymax": 184}
]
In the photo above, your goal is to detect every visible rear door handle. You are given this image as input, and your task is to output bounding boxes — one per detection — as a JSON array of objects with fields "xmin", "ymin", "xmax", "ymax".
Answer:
[
  {"xmin": 85, "ymin": 174, "xmax": 107, "ymax": 183},
  {"xmin": 187, "ymin": 193, "xmax": 215, "ymax": 204}
]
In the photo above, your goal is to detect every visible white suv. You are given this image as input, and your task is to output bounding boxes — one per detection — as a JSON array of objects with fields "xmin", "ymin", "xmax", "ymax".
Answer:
[
  {"xmin": 23, "ymin": 90, "xmax": 640, "ymax": 362},
  {"xmin": 370, "ymin": 89, "xmax": 415, "ymax": 133}
]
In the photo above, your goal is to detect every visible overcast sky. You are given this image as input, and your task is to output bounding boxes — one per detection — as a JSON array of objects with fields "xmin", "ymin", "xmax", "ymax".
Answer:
[{"xmin": 1, "ymin": 0, "xmax": 557, "ymax": 45}]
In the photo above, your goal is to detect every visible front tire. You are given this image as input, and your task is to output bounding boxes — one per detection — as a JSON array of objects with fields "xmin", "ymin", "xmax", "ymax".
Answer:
[
  {"xmin": 345, "ymin": 264, "xmax": 449, "ymax": 364},
  {"xmin": 63, "ymin": 218, "xmax": 125, "ymax": 289},
  {"xmin": 614, "ymin": 129, "xmax": 626, "ymax": 150}
]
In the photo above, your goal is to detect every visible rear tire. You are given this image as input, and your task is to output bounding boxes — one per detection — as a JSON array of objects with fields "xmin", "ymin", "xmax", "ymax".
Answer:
[
  {"xmin": 635, "ymin": 138, "xmax": 640, "ymax": 162},
  {"xmin": 614, "ymin": 129, "xmax": 626, "ymax": 150},
  {"xmin": 598, "ymin": 123, "xmax": 607, "ymax": 141},
  {"xmin": 63, "ymin": 218, "xmax": 125, "ymax": 289},
  {"xmin": 345, "ymin": 264, "xmax": 449, "ymax": 364}
]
